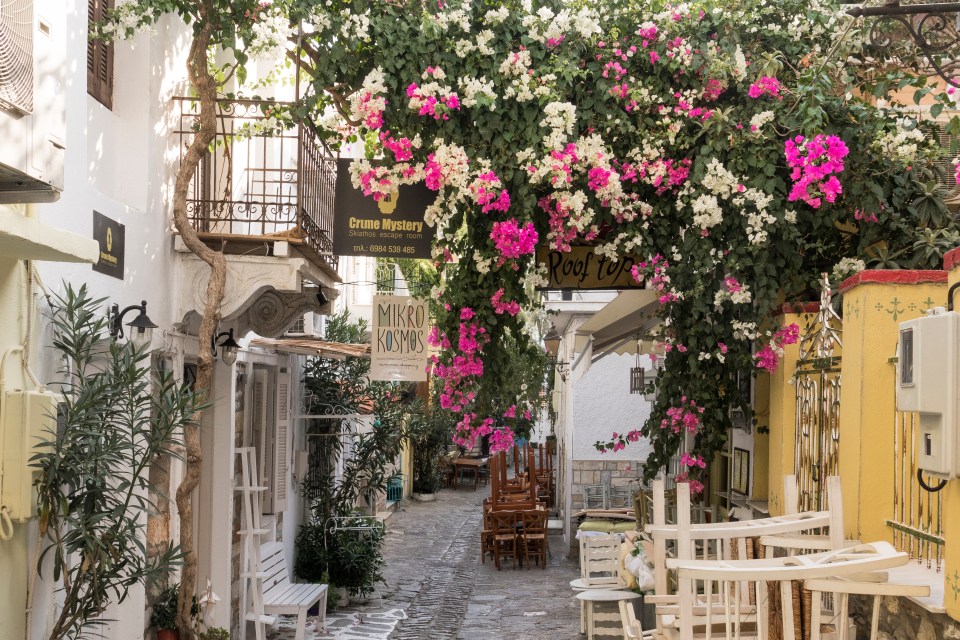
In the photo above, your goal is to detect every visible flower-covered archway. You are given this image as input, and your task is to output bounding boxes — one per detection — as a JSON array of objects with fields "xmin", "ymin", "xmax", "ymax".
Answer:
[
  {"xmin": 110, "ymin": 0, "xmax": 960, "ymax": 484},
  {"xmin": 287, "ymin": 0, "xmax": 960, "ymax": 482}
]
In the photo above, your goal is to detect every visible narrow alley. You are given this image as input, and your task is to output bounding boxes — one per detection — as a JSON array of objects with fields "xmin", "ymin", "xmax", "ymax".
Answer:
[{"xmin": 270, "ymin": 485, "xmax": 582, "ymax": 640}]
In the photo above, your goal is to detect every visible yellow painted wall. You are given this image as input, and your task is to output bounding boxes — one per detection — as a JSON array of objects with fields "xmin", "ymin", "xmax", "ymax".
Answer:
[
  {"xmin": 766, "ymin": 308, "xmax": 818, "ymax": 516},
  {"xmin": 838, "ymin": 275, "xmax": 946, "ymax": 544},
  {"xmin": 0, "ymin": 254, "xmax": 29, "ymax": 640},
  {"xmin": 944, "ymin": 257, "xmax": 960, "ymax": 620},
  {"xmin": 401, "ymin": 438, "xmax": 414, "ymax": 498},
  {"xmin": 752, "ymin": 372, "xmax": 770, "ymax": 502}
]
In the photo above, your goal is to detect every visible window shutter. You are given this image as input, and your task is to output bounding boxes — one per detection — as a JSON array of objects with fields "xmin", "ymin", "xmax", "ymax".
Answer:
[
  {"xmin": 251, "ymin": 369, "xmax": 272, "ymax": 512},
  {"xmin": 86, "ymin": 0, "xmax": 113, "ymax": 109},
  {"xmin": 272, "ymin": 369, "xmax": 291, "ymax": 513}
]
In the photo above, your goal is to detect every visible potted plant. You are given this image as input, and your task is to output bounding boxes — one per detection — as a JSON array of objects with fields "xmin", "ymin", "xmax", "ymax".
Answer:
[
  {"xmin": 198, "ymin": 628, "xmax": 230, "ymax": 640},
  {"xmin": 150, "ymin": 585, "xmax": 199, "ymax": 640},
  {"xmin": 150, "ymin": 586, "xmax": 180, "ymax": 640},
  {"xmin": 408, "ymin": 406, "xmax": 454, "ymax": 499},
  {"xmin": 296, "ymin": 516, "xmax": 386, "ymax": 603}
]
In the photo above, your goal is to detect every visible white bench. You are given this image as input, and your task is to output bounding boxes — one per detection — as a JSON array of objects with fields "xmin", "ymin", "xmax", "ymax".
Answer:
[{"xmin": 260, "ymin": 541, "xmax": 328, "ymax": 640}]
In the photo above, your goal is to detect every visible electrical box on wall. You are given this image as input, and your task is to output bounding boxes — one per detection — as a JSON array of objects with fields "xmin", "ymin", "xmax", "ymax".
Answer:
[
  {"xmin": 0, "ymin": 390, "xmax": 58, "ymax": 522},
  {"xmin": 896, "ymin": 308, "xmax": 960, "ymax": 478}
]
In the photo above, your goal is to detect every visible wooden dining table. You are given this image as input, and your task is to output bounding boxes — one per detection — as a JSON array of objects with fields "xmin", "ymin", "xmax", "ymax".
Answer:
[{"xmin": 452, "ymin": 456, "xmax": 489, "ymax": 490}]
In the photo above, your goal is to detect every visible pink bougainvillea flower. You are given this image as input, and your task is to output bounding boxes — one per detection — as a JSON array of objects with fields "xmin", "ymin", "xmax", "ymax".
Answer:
[
  {"xmin": 490, "ymin": 219, "xmax": 538, "ymax": 264},
  {"xmin": 747, "ymin": 76, "xmax": 782, "ymax": 100}
]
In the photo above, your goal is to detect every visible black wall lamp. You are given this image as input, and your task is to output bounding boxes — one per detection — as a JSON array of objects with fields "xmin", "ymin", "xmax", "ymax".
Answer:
[
  {"xmin": 109, "ymin": 300, "xmax": 158, "ymax": 347},
  {"xmin": 543, "ymin": 326, "xmax": 569, "ymax": 381},
  {"xmin": 212, "ymin": 328, "xmax": 240, "ymax": 366}
]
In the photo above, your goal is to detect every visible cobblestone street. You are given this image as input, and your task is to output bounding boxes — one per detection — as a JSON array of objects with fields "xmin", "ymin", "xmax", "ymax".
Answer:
[{"xmin": 271, "ymin": 485, "xmax": 582, "ymax": 640}]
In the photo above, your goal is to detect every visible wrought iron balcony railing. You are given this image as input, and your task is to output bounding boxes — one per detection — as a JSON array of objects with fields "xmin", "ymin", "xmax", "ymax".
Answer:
[{"xmin": 174, "ymin": 98, "xmax": 338, "ymax": 272}]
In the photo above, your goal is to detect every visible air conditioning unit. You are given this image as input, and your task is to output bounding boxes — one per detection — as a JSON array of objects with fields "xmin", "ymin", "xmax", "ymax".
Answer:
[
  {"xmin": 285, "ymin": 312, "xmax": 320, "ymax": 338},
  {"xmin": 0, "ymin": 0, "xmax": 65, "ymax": 203},
  {"xmin": 0, "ymin": 389, "xmax": 58, "ymax": 522}
]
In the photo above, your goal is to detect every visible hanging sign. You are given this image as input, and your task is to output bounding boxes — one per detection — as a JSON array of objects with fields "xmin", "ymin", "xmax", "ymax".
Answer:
[
  {"xmin": 371, "ymin": 295, "xmax": 428, "ymax": 382},
  {"xmin": 92, "ymin": 211, "xmax": 125, "ymax": 280},
  {"xmin": 332, "ymin": 158, "xmax": 435, "ymax": 259},
  {"xmin": 536, "ymin": 246, "xmax": 642, "ymax": 290}
]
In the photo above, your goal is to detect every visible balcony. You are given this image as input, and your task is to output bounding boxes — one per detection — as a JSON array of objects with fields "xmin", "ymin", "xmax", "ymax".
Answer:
[
  {"xmin": 174, "ymin": 97, "xmax": 338, "ymax": 274},
  {"xmin": 172, "ymin": 98, "xmax": 340, "ymax": 337}
]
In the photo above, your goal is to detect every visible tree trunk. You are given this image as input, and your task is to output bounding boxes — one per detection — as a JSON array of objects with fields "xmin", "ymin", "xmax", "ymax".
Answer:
[{"xmin": 170, "ymin": 4, "xmax": 225, "ymax": 639}]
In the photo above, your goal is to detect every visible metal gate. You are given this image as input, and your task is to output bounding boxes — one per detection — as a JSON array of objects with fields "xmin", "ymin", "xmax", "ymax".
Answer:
[{"xmin": 793, "ymin": 275, "xmax": 843, "ymax": 512}]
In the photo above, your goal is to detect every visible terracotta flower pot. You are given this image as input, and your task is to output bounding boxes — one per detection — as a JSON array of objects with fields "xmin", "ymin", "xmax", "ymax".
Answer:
[{"xmin": 156, "ymin": 629, "xmax": 179, "ymax": 640}]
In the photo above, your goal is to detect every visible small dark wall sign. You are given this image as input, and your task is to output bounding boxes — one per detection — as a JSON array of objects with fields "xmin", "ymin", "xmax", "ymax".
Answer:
[
  {"xmin": 92, "ymin": 211, "xmax": 125, "ymax": 280},
  {"xmin": 732, "ymin": 448, "xmax": 751, "ymax": 496},
  {"xmin": 332, "ymin": 158, "xmax": 436, "ymax": 259}
]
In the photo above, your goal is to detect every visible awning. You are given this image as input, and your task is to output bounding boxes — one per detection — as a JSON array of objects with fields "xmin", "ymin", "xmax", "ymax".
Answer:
[
  {"xmin": 573, "ymin": 290, "xmax": 661, "ymax": 358},
  {"xmin": 248, "ymin": 337, "xmax": 371, "ymax": 360},
  {"xmin": 0, "ymin": 208, "xmax": 99, "ymax": 263}
]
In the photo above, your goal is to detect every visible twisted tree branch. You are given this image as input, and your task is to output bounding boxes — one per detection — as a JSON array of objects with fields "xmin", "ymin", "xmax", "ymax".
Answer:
[{"xmin": 171, "ymin": 3, "xmax": 226, "ymax": 638}]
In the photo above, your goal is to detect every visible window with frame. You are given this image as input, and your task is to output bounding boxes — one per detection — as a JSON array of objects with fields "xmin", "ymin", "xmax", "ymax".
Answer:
[{"xmin": 87, "ymin": 0, "xmax": 113, "ymax": 109}]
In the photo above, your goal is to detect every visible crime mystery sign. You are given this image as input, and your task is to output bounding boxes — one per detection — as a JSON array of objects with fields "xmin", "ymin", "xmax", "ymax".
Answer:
[
  {"xmin": 92, "ymin": 211, "xmax": 125, "ymax": 279},
  {"xmin": 332, "ymin": 158, "xmax": 435, "ymax": 259},
  {"xmin": 536, "ymin": 246, "xmax": 642, "ymax": 290},
  {"xmin": 371, "ymin": 295, "xmax": 429, "ymax": 382}
]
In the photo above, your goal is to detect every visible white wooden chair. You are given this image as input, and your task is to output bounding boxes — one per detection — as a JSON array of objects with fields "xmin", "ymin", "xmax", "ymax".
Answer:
[
  {"xmin": 619, "ymin": 598, "xmax": 655, "ymax": 640},
  {"xmin": 644, "ymin": 476, "xmax": 844, "ymax": 640},
  {"xmin": 579, "ymin": 533, "xmax": 626, "ymax": 586},
  {"xmin": 571, "ymin": 533, "xmax": 628, "ymax": 633},
  {"xmin": 672, "ymin": 535, "xmax": 909, "ymax": 640},
  {"xmin": 803, "ymin": 576, "xmax": 930, "ymax": 640}
]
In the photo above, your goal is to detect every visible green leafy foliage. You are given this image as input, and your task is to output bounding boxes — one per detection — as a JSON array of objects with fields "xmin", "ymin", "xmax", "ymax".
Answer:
[
  {"xmin": 34, "ymin": 284, "xmax": 203, "ymax": 640},
  {"xmin": 150, "ymin": 585, "xmax": 199, "ymax": 631},
  {"xmin": 406, "ymin": 399, "xmax": 455, "ymax": 494},
  {"xmin": 295, "ymin": 312, "xmax": 409, "ymax": 597}
]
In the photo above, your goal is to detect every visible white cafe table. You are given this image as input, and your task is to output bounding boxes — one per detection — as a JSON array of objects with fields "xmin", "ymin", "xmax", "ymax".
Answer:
[{"xmin": 575, "ymin": 589, "xmax": 641, "ymax": 640}]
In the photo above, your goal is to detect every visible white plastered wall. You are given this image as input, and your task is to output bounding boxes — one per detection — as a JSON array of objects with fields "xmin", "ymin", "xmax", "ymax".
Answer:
[{"xmin": 19, "ymin": 4, "xmax": 192, "ymax": 638}]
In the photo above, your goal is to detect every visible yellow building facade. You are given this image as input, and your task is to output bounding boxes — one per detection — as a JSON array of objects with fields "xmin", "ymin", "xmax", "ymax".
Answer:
[{"xmin": 765, "ymin": 266, "xmax": 960, "ymax": 623}]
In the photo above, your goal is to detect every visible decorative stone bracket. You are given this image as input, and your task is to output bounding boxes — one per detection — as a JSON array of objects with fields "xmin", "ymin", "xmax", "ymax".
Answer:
[{"xmin": 174, "ymin": 249, "xmax": 339, "ymax": 339}]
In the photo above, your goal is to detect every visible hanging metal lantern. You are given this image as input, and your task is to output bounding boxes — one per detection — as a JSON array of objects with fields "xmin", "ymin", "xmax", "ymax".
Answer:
[{"xmin": 629, "ymin": 337, "xmax": 645, "ymax": 394}]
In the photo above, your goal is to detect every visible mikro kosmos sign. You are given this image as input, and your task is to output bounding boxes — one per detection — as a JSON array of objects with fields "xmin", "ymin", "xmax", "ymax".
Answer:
[
  {"xmin": 536, "ymin": 246, "xmax": 643, "ymax": 289},
  {"xmin": 371, "ymin": 295, "xmax": 428, "ymax": 382}
]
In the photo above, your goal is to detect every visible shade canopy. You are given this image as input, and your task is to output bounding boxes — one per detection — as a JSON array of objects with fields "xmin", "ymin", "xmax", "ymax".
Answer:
[
  {"xmin": 249, "ymin": 337, "xmax": 371, "ymax": 360},
  {"xmin": 573, "ymin": 290, "xmax": 661, "ymax": 359}
]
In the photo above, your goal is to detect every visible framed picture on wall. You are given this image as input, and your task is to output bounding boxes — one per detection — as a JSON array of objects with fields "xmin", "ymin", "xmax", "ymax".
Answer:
[{"xmin": 732, "ymin": 448, "xmax": 750, "ymax": 495}]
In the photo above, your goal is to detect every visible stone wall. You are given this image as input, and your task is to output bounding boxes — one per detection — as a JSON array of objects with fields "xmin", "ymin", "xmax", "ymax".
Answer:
[
  {"xmin": 569, "ymin": 459, "xmax": 638, "ymax": 551},
  {"xmin": 849, "ymin": 594, "xmax": 960, "ymax": 640}
]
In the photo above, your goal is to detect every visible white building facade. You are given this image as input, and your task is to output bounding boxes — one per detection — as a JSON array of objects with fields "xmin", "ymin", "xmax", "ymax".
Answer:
[{"xmin": 0, "ymin": 2, "xmax": 343, "ymax": 638}]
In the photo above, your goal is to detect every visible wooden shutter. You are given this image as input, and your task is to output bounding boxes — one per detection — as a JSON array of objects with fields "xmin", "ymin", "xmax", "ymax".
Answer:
[
  {"xmin": 86, "ymin": 0, "xmax": 113, "ymax": 109},
  {"xmin": 272, "ymin": 368, "xmax": 291, "ymax": 513},
  {"xmin": 251, "ymin": 369, "xmax": 271, "ymax": 511}
]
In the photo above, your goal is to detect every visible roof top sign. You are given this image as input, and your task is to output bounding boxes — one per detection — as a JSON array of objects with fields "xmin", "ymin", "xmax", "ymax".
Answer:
[{"xmin": 536, "ymin": 246, "xmax": 642, "ymax": 290}]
